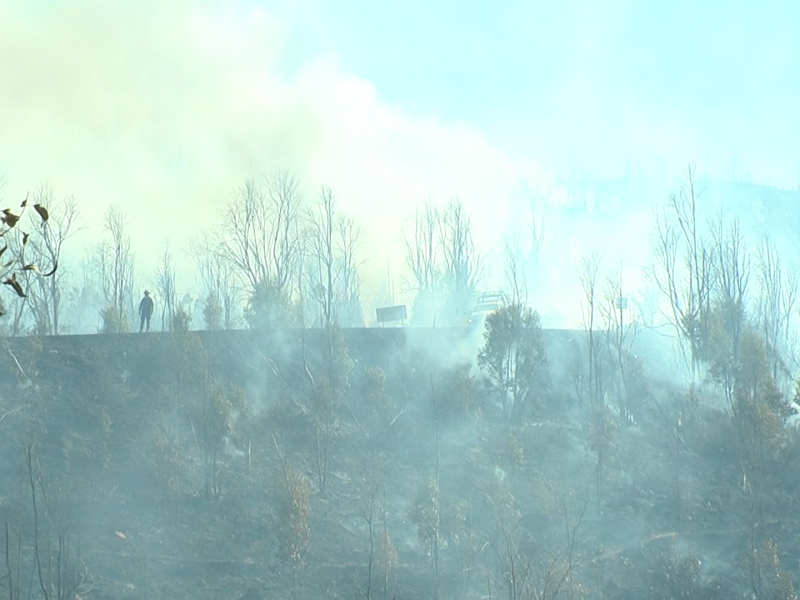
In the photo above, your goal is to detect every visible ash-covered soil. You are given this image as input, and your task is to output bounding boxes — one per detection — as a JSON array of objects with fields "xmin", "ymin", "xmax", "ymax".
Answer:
[{"xmin": 0, "ymin": 327, "xmax": 798, "ymax": 599}]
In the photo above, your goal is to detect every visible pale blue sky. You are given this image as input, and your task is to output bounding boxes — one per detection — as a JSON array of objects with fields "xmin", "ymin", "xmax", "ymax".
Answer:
[{"xmin": 274, "ymin": 0, "xmax": 800, "ymax": 184}]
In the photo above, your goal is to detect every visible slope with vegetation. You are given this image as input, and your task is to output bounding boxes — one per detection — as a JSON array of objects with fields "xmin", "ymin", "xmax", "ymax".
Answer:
[
  {"xmin": 0, "ymin": 312, "xmax": 798, "ymax": 598},
  {"xmin": 3, "ymin": 166, "xmax": 800, "ymax": 598}
]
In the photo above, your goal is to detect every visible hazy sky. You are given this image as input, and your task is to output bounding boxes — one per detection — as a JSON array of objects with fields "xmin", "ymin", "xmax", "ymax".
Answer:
[
  {"xmin": 287, "ymin": 0, "xmax": 799, "ymax": 181},
  {"xmin": 1, "ymin": 0, "xmax": 798, "ymax": 303}
]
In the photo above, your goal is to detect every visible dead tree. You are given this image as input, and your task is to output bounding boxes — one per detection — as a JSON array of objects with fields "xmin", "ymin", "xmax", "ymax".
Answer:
[
  {"xmin": 301, "ymin": 190, "xmax": 358, "ymax": 494},
  {"xmin": 525, "ymin": 195, "xmax": 547, "ymax": 302},
  {"xmin": 755, "ymin": 238, "xmax": 798, "ymax": 382},
  {"xmin": 106, "ymin": 205, "xmax": 135, "ymax": 331},
  {"xmin": 527, "ymin": 196, "xmax": 547, "ymax": 259},
  {"xmin": 0, "ymin": 191, "xmax": 55, "ymax": 332},
  {"xmin": 645, "ymin": 164, "xmax": 714, "ymax": 377},
  {"xmin": 401, "ymin": 199, "xmax": 443, "ymax": 325},
  {"xmin": 503, "ymin": 233, "xmax": 527, "ymax": 307},
  {"xmin": 402, "ymin": 199, "xmax": 440, "ymax": 296},
  {"xmin": 218, "ymin": 172, "xmax": 303, "ymax": 314},
  {"xmin": 578, "ymin": 249, "xmax": 602, "ymax": 405},
  {"xmin": 401, "ymin": 198, "xmax": 483, "ymax": 324},
  {"xmin": 191, "ymin": 236, "xmax": 238, "ymax": 329},
  {"xmin": 93, "ymin": 205, "xmax": 135, "ymax": 332},
  {"xmin": 709, "ymin": 214, "xmax": 750, "ymax": 362},
  {"xmin": 306, "ymin": 186, "xmax": 337, "ymax": 328},
  {"xmin": 439, "ymin": 198, "xmax": 484, "ymax": 316},
  {"xmin": 13, "ymin": 187, "xmax": 79, "ymax": 335},
  {"xmin": 600, "ymin": 260, "xmax": 638, "ymax": 419},
  {"xmin": 336, "ymin": 215, "xmax": 364, "ymax": 326},
  {"xmin": 156, "ymin": 242, "xmax": 178, "ymax": 331}
]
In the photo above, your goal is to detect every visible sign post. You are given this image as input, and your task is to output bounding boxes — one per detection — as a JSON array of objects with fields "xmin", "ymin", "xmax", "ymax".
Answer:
[{"xmin": 375, "ymin": 305, "xmax": 407, "ymax": 327}]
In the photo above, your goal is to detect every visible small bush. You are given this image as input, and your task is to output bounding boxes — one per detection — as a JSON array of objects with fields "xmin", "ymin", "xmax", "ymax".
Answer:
[
  {"xmin": 202, "ymin": 292, "xmax": 223, "ymax": 330},
  {"xmin": 171, "ymin": 306, "xmax": 192, "ymax": 332},
  {"xmin": 276, "ymin": 467, "xmax": 312, "ymax": 567},
  {"xmin": 100, "ymin": 305, "xmax": 128, "ymax": 333}
]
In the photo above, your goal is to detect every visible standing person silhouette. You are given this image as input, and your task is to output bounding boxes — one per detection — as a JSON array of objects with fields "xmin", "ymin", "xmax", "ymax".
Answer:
[{"xmin": 139, "ymin": 290, "xmax": 154, "ymax": 332}]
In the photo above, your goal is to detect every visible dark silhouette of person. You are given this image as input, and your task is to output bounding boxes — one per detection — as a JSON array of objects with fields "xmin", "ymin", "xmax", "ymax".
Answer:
[{"xmin": 139, "ymin": 290, "xmax": 154, "ymax": 332}]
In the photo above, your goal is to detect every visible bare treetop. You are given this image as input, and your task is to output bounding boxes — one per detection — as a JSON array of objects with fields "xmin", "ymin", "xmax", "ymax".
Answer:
[
  {"xmin": 0, "ymin": 191, "xmax": 53, "ymax": 317},
  {"xmin": 218, "ymin": 171, "xmax": 303, "ymax": 297}
]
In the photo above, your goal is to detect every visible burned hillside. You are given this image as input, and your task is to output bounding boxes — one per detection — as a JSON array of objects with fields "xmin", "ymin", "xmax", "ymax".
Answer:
[{"xmin": 0, "ymin": 324, "xmax": 798, "ymax": 599}]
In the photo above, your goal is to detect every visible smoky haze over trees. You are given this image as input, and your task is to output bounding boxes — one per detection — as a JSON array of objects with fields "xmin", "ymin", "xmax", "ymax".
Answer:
[
  {"xmin": 2, "ymin": 164, "xmax": 800, "ymax": 363},
  {"xmin": 401, "ymin": 197, "xmax": 484, "ymax": 327},
  {"xmin": 4, "ymin": 163, "xmax": 800, "ymax": 597}
]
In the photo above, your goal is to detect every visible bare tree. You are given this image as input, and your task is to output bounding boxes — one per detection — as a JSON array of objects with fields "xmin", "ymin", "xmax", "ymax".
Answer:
[
  {"xmin": 156, "ymin": 242, "xmax": 178, "ymax": 331},
  {"xmin": 401, "ymin": 199, "xmax": 443, "ymax": 325},
  {"xmin": 336, "ymin": 215, "xmax": 364, "ymax": 327},
  {"xmin": 401, "ymin": 198, "xmax": 484, "ymax": 325},
  {"xmin": 218, "ymin": 172, "xmax": 303, "ymax": 311},
  {"xmin": 755, "ymin": 238, "xmax": 798, "ymax": 383},
  {"xmin": 600, "ymin": 259, "xmax": 638, "ymax": 419},
  {"xmin": 502, "ymin": 233, "xmax": 527, "ymax": 307},
  {"xmin": 296, "ymin": 190, "xmax": 361, "ymax": 498},
  {"xmin": 645, "ymin": 164, "xmax": 714, "ymax": 376},
  {"xmin": 306, "ymin": 186, "xmax": 337, "ymax": 328},
  {"xmin": 600, "ymin": 260, "xmax": 627, "ymax": 355},
  {"xmin": 527, "ymin": 196, "xmax": 547, "ymax": 259},
  {"xmin": 439, "ymin": 198, "xmax": 484, "ymax": 315},
  {"xmin": 86, "ymin": 244, "xmax": 111, "ymax": 323},
  {"xmin": 709, "ymin": 214, "xmax": 750, "ymax": 361},
  {"xmin": 578, "ymin": 249, "xmax": 602, "ymax": 405},
  {"xmin": 191, "ymin": 237, "xmax": 238, "ymax": 330},
  {"xmin": 0, "ymin": 190, "xmax": 54, "ymax": 333},
  {"xmin": 500, "ymin": 195, "xmax": 545, "ymax": 312},
  {"xmin": 98, "ymin": 205, "xmax": 135, "ymax": 332},
  {"xmin": 299, "ymin": 188, "xmax": 365, "ymax": 328},
  {"xmin": 6, "ymin": 232, "xmax": 33, "ymax": 335},
  {"xmin": 12, "ymin": 186, "xmax": 80, "ymax": 335},
  {"xmin": 402, "ymin": 199, "xmax": 440, "ymax": 295},
  {"xmin": 523, "ymin": 198, "xmax": 547, "ymax": 303}
]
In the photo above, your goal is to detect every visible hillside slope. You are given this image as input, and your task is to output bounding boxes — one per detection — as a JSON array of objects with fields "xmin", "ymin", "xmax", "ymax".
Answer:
[{"xmin": 0, "ymin": 327, "xmax": 798, "ymax": 599}]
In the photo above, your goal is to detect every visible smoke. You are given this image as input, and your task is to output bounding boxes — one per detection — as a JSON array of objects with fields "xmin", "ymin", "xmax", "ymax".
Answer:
[
  {"xmin": 3, "ymin": 0, "xmax": 799, "ymax": 329},
  {"xmin": 0, "ymin": 0, "xmax": 545, "ymax": 309}
]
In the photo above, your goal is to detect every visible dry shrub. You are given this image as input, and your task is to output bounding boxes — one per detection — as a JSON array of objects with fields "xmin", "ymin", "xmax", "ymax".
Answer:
[{"xmin": 276, "ymin": 466, "xmax": 312, "ymax": 567}]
